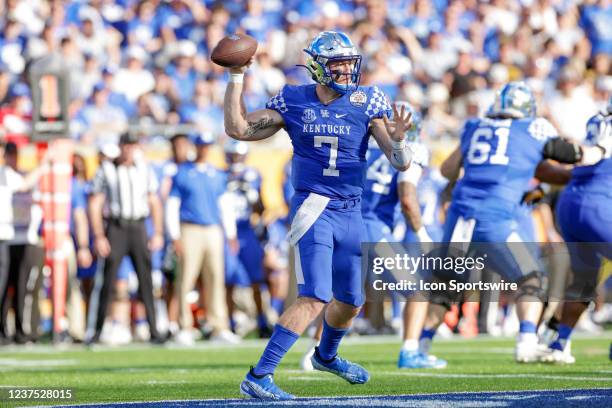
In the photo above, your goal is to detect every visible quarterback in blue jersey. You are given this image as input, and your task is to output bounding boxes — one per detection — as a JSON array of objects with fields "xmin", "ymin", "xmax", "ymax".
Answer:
[
  {"xmin": 224, "ymin": 31, "xmax": 414, "ymax": 400},
  {"xmin": 417, "ymin": 82, "xmax": 611, "ymax": 364},
  {"xmin": 543, "ymin": 97, "xmax": 612, "ymax": 364}
]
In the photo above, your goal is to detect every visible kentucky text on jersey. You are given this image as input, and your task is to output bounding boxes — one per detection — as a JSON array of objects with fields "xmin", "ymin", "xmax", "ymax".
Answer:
[{"xmin": 302, "ymin": 123, "xmax": 352, "ymax": 135}]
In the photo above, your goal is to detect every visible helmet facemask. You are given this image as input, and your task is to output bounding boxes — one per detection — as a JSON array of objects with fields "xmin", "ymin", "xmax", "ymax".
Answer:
[{"xmin": 301, "ymin": 31, "xmax": 362, "ymax": 95}]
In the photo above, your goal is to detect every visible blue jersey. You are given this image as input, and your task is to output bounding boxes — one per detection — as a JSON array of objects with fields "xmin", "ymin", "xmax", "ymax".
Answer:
[
  {"xmin": 362, "ymin": 142, "xmax": 398, "ymax": 223},
  {"xmin": 452, "ymin": 116, "xmax": 558, "ymax": 219},
  {"xmin": 363, "ymin": 140, "xmax": 429, "ymax": 230},
  {"xmin": 569, "ymin": 111, "xmax": 612, "ymax": 194},
  {"xmin": 226, "ymin": 164, "xmax": 262, "ymax": 228},
  {"xmin": 170, "ymin": 162, "xmax": 227, "ymax": 226},
  {"xmin": 266, "ymin": 84, "xmax": 391, "ymax": 199}
]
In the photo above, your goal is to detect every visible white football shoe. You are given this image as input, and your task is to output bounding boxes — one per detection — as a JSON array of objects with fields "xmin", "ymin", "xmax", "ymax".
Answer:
[
  {"xmin": 515, "ymin": 334, "xmax": 546, "ymax": 363},
  {"xmin": 300, "ymin": 345, "xmax": 316, "ymax": 371},
  {"xmin": 173, "ymin": 329, "xmax": 195, "ymax": 346},
  {"xmin": 210, "ymin": 330, "xmax": 241, "ymax": 345},
  {"xmin": 134, "ymin": 322, "xmax": 151, "ymax": 342},
  {"xmin": 541, "ymin": 341, "xmax": 575, "ymax": 364}
]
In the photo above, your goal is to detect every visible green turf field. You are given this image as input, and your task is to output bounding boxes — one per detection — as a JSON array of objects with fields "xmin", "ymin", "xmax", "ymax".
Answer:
[{"xmin": 0, "ymin": 334, "xmax": 610, "ymax": 407}]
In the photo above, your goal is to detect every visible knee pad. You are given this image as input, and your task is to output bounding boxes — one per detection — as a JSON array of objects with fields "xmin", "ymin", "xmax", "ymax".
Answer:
[{"xmin": 516, "ymin": 271, "xmax": 546, "ymax": 302}]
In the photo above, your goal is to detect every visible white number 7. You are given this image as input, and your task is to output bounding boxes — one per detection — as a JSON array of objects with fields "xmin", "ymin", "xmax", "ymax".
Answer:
[{"xmin": 314, "ymin": 136, "xmax": 339, "ymax": 176}]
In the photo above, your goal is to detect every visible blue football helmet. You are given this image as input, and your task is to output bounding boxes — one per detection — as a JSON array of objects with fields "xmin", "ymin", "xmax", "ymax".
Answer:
[
  {"xmin": 487, "ymin": 81, "xmax": 536, "ymax": 119},
  {"xmin": 224, "ymin": 139, "xmax": 249, "ymax": 155},
  {"xmin": 394, "ymin": 101, "xmax": 422, "ymax": 142},
  {"xmin": 225, "ymin": 139, "xmax": 249, "ymax": 166},
  {"xmin": 302, "ymin": 31, "xmax": 362, "ymax": 94}
]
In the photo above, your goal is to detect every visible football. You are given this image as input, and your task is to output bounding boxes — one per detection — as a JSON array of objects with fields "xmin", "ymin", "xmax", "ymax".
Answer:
[{"xmin": 210, "ymin": 34, "xmax": 258, "ymax": 68}]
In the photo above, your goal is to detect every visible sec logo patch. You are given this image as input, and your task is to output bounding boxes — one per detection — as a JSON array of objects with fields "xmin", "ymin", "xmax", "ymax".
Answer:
[
  {"xmin": 302, "ymin": 108, "xmax": 317, "ymax": 123},
  {"xmin": 349, "ymin": 90, "xmax": 367, "ymax": 107}
]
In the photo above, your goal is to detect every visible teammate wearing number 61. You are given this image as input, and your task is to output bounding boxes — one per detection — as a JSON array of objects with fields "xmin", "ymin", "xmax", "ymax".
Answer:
[
  {"xmin": 420, "ymin": 81, "xmax": 611, "ymax": 365},
  {"xmin": 224, "ymin": 31, "xmax": 413, "ymax": 400}
]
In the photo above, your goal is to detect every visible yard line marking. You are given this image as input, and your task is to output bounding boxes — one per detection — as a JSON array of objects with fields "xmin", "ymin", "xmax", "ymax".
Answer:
[{"xmin": 379, "ymin": 372, "xmax": 612, "ymax": 382}]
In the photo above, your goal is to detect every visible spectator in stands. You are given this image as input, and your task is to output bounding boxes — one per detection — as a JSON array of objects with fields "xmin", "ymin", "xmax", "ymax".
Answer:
[
  {"xmin": 74, "ymin": 83, "xmax": 128, "ymax": 146},
  {"xmin": 113, "ymin": 46, "xmax": 155, "ymax": 104},
  {"xmin": 0, "ymin": 83, "xmax": 32, "ymax": 148},
  {"xmin": 546, "ymin": 66, "xmax": 597, "ymax": 142}
]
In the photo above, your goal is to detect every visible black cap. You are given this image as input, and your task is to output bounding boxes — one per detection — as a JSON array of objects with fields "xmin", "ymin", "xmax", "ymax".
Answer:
[
  {"xmin": 119, "ymin": 133, "xmax": 139, "ymax": 145},
  {"xmin": 5, "ymin": 141, "xmax": 17, "ymax": 155}
]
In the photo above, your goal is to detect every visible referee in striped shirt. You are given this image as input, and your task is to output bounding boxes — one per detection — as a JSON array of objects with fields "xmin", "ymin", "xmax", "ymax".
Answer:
[{"xmin": 88, "ymin": 133, "xmax": 167, "ymax": 344}]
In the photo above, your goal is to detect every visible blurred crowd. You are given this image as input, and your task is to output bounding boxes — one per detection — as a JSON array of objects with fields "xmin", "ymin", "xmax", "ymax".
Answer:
[{"xmin": 0, "ymin": 0, "xmax": 611, "ymax": 345}]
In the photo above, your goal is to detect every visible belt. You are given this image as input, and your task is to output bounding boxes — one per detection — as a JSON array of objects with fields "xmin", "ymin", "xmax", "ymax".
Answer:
[{"xmin": 108, "ymin": 218, "xmax": 145, "ymax": 226}]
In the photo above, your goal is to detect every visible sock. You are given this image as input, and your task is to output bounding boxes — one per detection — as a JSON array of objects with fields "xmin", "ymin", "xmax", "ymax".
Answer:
[
  {"xmin": 253, "ymin": 324, "xmax": 299, "ymax": 376},
  {"xmin": 420, "ymin": 328, "xmax": 436, "ymax": 340},
  {"xmin": 518, "ymin": 320, "xmax": 538, "ymax": 343},
  {"xmin": 257, "ymin": 313, "xmax": 268, "ymax": 329},
  {"xmin": 270, "ymin": 298, "xmax": 284, "ymax": 315},
  {"xmin": 230, "ymin": 318, "xmax": 236, "ymax": 333},
  {"xmin": 135, "ymin": 318, "xmax": 146, "ymax": 325},
  {"xmin": 419, "ymin": 328, "xmax": 436, "ymax": 354},
  {"xmin": 550, "ymin": 324, "xmax": 573, "ymax": 351},
  {"xmin": 402, "ymin": 339, "xmax": 419, "ymax": 352},
  {"xmin": 519, "ymin": 320, "xmax": 537, "ymax": 334},
  {"xmin": 317, "ymin": 318, "xmax": 348, "ymax": 361}
]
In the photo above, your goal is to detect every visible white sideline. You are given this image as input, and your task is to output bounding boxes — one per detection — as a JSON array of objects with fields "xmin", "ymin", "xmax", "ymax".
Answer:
[{"xmin": 379, "ymin": 372, "xmax": 612, "ymax": 382}]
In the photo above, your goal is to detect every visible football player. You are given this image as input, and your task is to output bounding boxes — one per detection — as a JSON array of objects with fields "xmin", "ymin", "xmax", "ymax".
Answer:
[
  {"xmin": 542, "ymin": 96, "xmax": 612, "ymax": 364},
  {"xmin": 224, "ymin": 31, "xmax": 413, "ymax": 400},
  {"xmin": 418, "ymin": 82, "xmax": 611, "ymax": 364},
  {"xmin": 223, "ymin": 139, "xmax": 272, "ymax": 338},
  {"xmin": 363, "ymin": 102, "xmax": 447, "ymax": 369}
]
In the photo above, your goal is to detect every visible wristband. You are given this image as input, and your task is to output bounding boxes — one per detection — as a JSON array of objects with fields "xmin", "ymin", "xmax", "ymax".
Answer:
[
  {"xmin": 391, "ymin": 139, "xmax": 405, "ymax": 150},
  {"xmin": 390, "ymin": 139, "xmax": 412, "ymax": 168},
  {"xmin": 229, "ymin": 73, "xmax": 244, "ymax": 84}
]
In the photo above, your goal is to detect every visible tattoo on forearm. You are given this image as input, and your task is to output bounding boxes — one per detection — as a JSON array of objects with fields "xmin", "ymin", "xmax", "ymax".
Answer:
[{"xmin": 246, "ymin": 117, "xmax": 274, "ymax": 138}]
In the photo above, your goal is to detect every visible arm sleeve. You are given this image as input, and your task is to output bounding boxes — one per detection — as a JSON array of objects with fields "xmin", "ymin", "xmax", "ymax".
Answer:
[
  {"xmin": 398, "ymin": 162, "xmax": 423, "ymax": 186},
  {"xmin": 218, "ymin": 192, "xmax": 237, "ymax": 240},
  {"xmin": 165, "ymin": 196, "xmax": 181, "ymax": 241}
]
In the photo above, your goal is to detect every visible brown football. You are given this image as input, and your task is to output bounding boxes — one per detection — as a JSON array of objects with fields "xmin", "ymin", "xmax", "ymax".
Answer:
[{"xmin": 210, "ymin": 34, "xmax": 258, "ymax": 68}]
